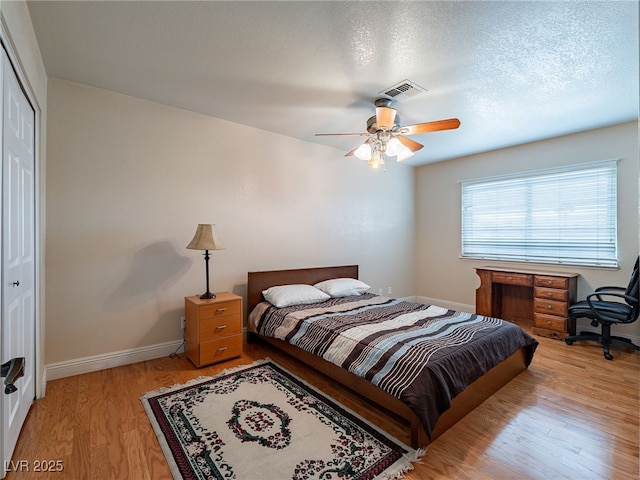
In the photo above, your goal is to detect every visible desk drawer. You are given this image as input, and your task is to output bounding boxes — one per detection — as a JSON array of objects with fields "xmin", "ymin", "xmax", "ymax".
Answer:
[
  {"xmin": 534, "ymin": 313, "xmax": 567, "ymax": 333},
  {"xmin": 534, "ymin": 298, "xmax": 568, "ymax": 317},
  {"xmin": 199, "ymin": 335, "xmax": 243, "ymax": 365},
  {"xmin": 534, "ymin": 275, "xmax": 569, "ymax": 289},
  {"xmin": 535, "ymin": 287, "xmax": 568, "ymax": 302},
  {"xmin": 491, "ymin": 272, "xmax": 533, "ymax": 287}
]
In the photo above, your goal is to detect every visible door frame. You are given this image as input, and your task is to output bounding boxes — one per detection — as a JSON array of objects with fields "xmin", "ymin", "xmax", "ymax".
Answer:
[
  {"xmin": 0, "ymin": 18, "xmax": 43, "ymax": 398},
  {"xmin": 0, "ymin": 16, "xmax": 43, "ymax": 473}
]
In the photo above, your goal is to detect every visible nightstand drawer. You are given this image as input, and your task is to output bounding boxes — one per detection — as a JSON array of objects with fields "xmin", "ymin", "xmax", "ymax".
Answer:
[
  {"xmin": 534, "ymin": 297, "xmax": 568, "ymax": 316},
  {"xmin": 199, "ymin": 301, "xmax": 241, "ymax": 320},
  {"xmin": 200, "ymin": 316, "xmax": 242, "ymax": 341},
  {"xmin": 535, "ymin": 287, "xmax": 568, "ymax": 302},
  {"xmin": 534, "ymin": 313, "xmax": 567, "ymax": 332},
  {"xmin": 534, "ymin": 275, "xmax": 569, "ymax": 289},
  {"xmin": 199, "ymin": 335, "xmax": 243, "ymax": 364}
]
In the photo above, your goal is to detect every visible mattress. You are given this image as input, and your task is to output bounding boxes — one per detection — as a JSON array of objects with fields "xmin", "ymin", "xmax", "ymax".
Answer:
[{"xmin": 248, "ymin": 293, "xmax": 538, "ymax": 438}]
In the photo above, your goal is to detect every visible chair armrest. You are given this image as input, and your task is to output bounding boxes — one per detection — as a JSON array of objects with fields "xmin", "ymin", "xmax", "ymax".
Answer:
[
  {"xmin": 592, "ymin": 286, "xmax": 627, "ymax": 301},
  {"xmin": 587, "ymin": 291, "xmax": 637, "ymax": 305}
]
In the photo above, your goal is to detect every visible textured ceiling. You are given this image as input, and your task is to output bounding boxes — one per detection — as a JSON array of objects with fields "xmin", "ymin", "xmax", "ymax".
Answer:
[{"xmin": 27, "ymin": 1, "xmax": 638, "ymax": 166}]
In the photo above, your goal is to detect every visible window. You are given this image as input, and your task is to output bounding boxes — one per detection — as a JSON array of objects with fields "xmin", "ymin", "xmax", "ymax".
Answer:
[{"xmin": 461, "ymin": 160, "xmax": 618, "ymax": 268}]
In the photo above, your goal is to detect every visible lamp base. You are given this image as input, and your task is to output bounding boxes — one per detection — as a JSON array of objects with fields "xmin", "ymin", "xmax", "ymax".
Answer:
[{"xmin": 199, "ymin": 292, "xmax": 216, "ymax": 300}]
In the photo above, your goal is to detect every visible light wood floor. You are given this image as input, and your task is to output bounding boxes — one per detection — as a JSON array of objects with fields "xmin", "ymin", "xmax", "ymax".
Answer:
[{"xmin": 6, "ymin": 332, "xmax": 639, "ymax": 480}]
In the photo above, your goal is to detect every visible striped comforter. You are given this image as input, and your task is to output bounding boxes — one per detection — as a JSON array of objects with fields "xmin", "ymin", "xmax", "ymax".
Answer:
[{"xmin": 249, "ymin": 294, "xmax": 538, "ymax": 438}]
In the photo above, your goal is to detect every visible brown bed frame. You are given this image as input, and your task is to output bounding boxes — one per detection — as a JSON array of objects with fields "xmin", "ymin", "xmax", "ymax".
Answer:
[{"xmin": 247, "ymin": 265, "xmax": 528, "ymax": 448}]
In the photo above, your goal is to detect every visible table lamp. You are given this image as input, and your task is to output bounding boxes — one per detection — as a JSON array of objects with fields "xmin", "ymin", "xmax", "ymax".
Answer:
[{"xmin": 186, "ymin": 224, "xmax": 225, "ymax": 299}]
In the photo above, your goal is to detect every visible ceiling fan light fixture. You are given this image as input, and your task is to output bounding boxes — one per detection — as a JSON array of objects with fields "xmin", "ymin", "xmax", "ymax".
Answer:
[
  {"xmin": 314, "ymin": 97, "xmax": 459, "ymax": 168},
  {"xmin": 368, "ymin": 150, "xmax": 384, "ymax": 170},
  {"xmin": 385, "ymin": 137, "xmax": 403, "ymax": 156},
  {"xmin": 354, "ymin": 142, "xmax": 372, "ymax": 160},
  {"xmin": 396, "ymin": 146, "xmax": 415, "ymax": 162}
]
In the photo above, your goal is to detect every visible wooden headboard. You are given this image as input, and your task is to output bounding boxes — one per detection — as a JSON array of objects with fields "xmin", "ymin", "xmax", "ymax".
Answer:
[{"xmin": 247, "ymin": 265, "xmax": 359, "ymax": 314}]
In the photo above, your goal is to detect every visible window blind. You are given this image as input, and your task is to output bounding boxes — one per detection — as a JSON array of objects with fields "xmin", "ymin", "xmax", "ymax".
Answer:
[{"xmin": 461, "ymin": 160, "xmax": 618, "ymax": 267}]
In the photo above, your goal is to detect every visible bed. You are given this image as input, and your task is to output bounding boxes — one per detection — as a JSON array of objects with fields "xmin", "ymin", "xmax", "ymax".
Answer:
[{"xmin": 247, "ymin": 265, "xmax": 538, "ymax": 448}]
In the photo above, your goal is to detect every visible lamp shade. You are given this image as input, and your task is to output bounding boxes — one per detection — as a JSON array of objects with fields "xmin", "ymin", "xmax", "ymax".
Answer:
[
  {"xmin": 186, "ymin": 224, "xmax": 225, "ymax": 251},
  {"xmin": 385, "ymin": 137, "xmax": 403, "ymax": 156},
  {"xmin": 354, "ymin": 142, "xmax": 372, "ymax": 161},
  {"xmin": 396, "ymin": 145, "xmax": 415, "ymax": 162}
]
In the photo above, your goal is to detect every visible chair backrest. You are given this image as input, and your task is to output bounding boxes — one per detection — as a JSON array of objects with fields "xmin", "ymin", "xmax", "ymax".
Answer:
[{"xmin": 625, "ymin": 256, "xmax": 639, "ymax": 318}]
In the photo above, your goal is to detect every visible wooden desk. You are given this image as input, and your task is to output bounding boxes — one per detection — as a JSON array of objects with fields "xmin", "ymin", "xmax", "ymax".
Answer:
[{"xmin": 475, "ymin": 266, "xmax": 578, "ymax": 340}]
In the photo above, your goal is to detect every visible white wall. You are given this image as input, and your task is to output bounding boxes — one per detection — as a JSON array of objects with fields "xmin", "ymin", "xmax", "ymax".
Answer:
[
  {"xmin": 45, "ymin": 78, "xmax": 416, "ymax": 367},
  {"xmin": 415, "ymin": 121, "xmax": 639, "ymax": 338}
]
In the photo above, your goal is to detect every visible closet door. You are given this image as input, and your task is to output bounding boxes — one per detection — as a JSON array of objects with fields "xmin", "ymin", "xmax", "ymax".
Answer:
[{"xmin": 1, "ymin": 48, "xmax": 35, "ymax": 476}]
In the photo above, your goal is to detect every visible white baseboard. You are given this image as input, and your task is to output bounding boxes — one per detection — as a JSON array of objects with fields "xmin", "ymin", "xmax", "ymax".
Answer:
[
  {"xmin": 43, "ymin": 299, "xmax": 640, "ymax": 385},
  {"xmin": 570, "ymin": 326, "xmax": 640, "ymax": 346},
  {"xmin": 39, "ymin": 367, "xmax": 47, "ymax": 398},
  {"xmin": 45, "ymin": 339, "xmax": 184, "ymax": 381}
]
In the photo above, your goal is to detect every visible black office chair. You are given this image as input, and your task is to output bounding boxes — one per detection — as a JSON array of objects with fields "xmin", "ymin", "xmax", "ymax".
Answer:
[{"xmin": 565, "ymin": 256, "xmax": 639, "ymax": 360}]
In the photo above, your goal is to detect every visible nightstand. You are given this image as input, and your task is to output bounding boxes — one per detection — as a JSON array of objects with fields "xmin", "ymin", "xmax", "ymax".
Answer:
[{"xmin": 184, "ymin": 292, "xmax": 243, "ymax": 367}]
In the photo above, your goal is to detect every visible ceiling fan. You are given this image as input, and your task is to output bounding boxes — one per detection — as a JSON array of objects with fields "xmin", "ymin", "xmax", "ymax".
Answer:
[{"xmin": 315, "ymin": 98, "xmax": 460, "ymax": 169}]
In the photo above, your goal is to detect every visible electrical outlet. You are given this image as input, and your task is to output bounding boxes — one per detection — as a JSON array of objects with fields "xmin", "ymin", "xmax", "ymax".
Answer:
[
  {"xmin": 180, "ymin": 316, "xmax": 185, "ymax": 330},
  {"xmin": 388, "ymin": 286, "xmax": 393, "ymax": 295},
  {"xmin": 378, "ymin": 288, "xmax": 383, "ymax": 295}
]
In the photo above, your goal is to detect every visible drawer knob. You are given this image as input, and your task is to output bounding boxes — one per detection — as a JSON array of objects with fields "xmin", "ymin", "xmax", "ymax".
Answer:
[
  {"xmin": 547, "ymin": 292, "xmax": 553, "ymax": 297},
  {"xmin": 216, "ymin": 307, "xmax": 227, "ymax": 313},
  {"xmin": 546, "ymin": 320, "xmax": 553, "ymax": 326},
  {"xmin": 216, "ymin": 346, "xmax": 228, "ymax": 353},
  {"xmin": 508, "ymin": 276, "xmax": 513, "ymax": 281},
  {"xmin": 547, "ymin": 280, "xmax": 553, "ymax": 285},
  {"xmin": 215, "ymin": 325, "xmax": 227, "ymax": 330},
  {"xmin": 547, "ymin": 305, "xmax": 553, "ymax": 309}
]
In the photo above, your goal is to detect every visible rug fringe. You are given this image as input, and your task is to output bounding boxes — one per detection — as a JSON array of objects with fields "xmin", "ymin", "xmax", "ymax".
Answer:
[
  {"xmin": 379, "ymin": 447, "xmax": 426, "ymax": 480},
  {"xmin": 139, "ymin": 357, "xmax": 272, "ymax": 399}
]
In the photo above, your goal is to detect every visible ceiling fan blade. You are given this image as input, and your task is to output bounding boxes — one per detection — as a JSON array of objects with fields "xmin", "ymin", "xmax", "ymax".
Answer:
[
  {"xmin": 375, "ymin": 106, "xmax": 397, "ymax": 130},
  {"xmin": 315, "ymin": 132, "xmax": 370, "ymax": 137},
  {"xmin": 397, "ymin": 135, "xmax": 424, "ymax": 152},
  {"xmin": 400, "ymin": 118, "xmax": 461, "ymax": 135}
]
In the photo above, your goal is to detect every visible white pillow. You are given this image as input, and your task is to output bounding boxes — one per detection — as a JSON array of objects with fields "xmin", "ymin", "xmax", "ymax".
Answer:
[
  {"xmin": 262, "ymin": 284, "xmax": 330, "ymax": 308},
  {"xmin": 313, "ymin": 278, "xmax": 371, "ymax": 298}
]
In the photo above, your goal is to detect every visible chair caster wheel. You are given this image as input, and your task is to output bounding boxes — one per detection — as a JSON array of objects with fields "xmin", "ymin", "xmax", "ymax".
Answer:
[
  {"xmin": 565, "ymin": 339, "xmax": 573, "ymax": 345},
  {"xmin": 604, "ymin": 353, "xmax": 613, "ymax": 360}
]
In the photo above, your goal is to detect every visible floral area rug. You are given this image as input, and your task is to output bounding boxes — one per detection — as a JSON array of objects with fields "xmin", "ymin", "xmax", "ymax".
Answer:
[{"xmin": 141, "ymin": 359, "xmax": 423, "ymax": 480}]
